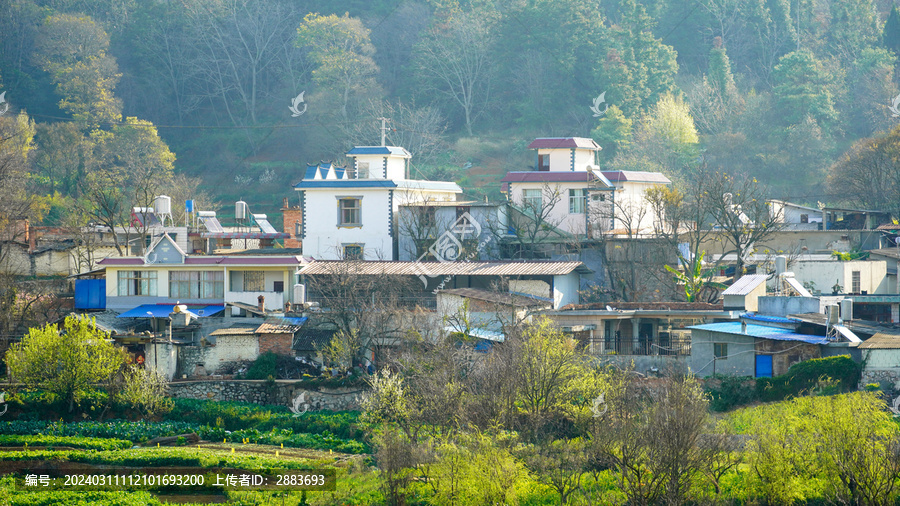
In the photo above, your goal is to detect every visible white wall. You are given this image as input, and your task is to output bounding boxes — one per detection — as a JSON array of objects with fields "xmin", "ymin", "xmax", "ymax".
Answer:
[
  {"xmin": 535, "ymin": 147, "xmax": 595, "ymax": 172},
  {"xmin": 507, "ymin": 181, "xmax": 592, "ymax": 235},
  {"xmin": 302, "ymin": 188, "xmax": 393, "ymax": 260},
  {"xmin": 552, "ymin": 272, "xmax": 580, "ymax": 309},
  {"xmin": 792, "ymin": 260, "xmax": 888, "ymax": 295}
]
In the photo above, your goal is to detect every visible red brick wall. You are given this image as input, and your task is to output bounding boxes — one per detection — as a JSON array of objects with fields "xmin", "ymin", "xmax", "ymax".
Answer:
[
  {"xmin": 259, "ymin": 333, "xmax": 293, "ymax": 356},
  {"xmin": 282, "ymin": 207, "xmax": 302, "ymax": 249}
]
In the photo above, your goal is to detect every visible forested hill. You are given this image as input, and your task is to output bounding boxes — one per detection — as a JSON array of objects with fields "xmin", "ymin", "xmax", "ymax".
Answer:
[{"xmin": 1, "ymin": 0, "xmax": 899, "ymax": 223}]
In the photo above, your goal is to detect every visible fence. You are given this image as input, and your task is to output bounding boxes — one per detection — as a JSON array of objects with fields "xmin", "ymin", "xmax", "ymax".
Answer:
[{"xmin": 593, "ymin": 335, "xmax": 691, "ymax": 356}]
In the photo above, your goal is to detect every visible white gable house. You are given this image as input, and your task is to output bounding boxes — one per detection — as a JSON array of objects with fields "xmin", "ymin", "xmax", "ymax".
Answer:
[{"xmin": 295, "ymin": 146, "xmax": 463, "ymax": 260}]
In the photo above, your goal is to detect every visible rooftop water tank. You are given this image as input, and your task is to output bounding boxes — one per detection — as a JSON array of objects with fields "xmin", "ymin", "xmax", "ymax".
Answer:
[{"xmin": 235, "ymin": 200, "xmax": 249, "ymax": 220}]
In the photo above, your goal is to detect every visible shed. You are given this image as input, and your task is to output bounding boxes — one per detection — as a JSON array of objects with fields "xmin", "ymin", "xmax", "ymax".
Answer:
[
  {"xmin": 858, "ymin": 332, "xmax": 900, "ymax": 388},
  {"xmin": 722, "ymin": 274, "xmax": 768, "ymax": 311}
]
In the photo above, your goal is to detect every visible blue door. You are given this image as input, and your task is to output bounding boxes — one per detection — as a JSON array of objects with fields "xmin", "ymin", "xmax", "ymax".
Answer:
[{"xmin": 756, "ymin": 354, "xmax": 773, "ymax": 378}]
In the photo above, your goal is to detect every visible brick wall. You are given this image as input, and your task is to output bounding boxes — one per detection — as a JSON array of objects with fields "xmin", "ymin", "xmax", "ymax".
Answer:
[
  {"xmin": 259, "ymin": 333, "xmax": 293, "ymax": 355},
  {"xmin": 282, "ymin": 207, "xmax": 302, "ymax": 249}
]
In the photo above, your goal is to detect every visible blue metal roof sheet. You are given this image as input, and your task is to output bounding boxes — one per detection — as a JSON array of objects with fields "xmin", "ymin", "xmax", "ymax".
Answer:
[
  {"xmin": 688, "ymin": 322, "xmax": 828, "ymax": 344},
  {"xmin": 117, "ymin": 304, "xmax": 224, "ymax": 318},
  {"xmin": 740, "ymin": 313, "xmax": 799, "ymax": 324},
  {"xmin": 294, "ymin": 180, "xmax": 398, "ymax": 189}
]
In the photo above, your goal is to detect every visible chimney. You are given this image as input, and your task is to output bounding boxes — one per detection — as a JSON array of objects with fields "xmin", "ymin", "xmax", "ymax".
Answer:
[
  {"xmin": 741, "ymin": 320, "xmax": 747, "ymax": 334},
  {"xmin": 258, "ymin": 295, "xmax": 265, "ymax": 314},
  {"xmin": 282, "ymin": 197, "xmax": 289, "ymax": 209}
]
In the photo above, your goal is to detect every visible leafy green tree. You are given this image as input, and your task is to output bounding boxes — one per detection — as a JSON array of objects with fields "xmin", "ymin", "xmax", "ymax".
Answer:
[
  {"xmin": 665, "ymin": 251, "xmax": 726, "ymax": 302},
  {"xmin": 82, "ymin": 117, "xmax": 175, "ymax": 255},
  {"xmin": 116, "ymin": 365, "xmax": 172, "ymax": 416},
  {"xmin": 34, "ymin": 14, "xmax": 122, "ymax": 127},
  {"xmin": 883, "ymin": 7, "xmax": 900, "ymax": 55},
  {"xmin": 7, "ymin": 316, "xmax": 124, "ymax": 412},
  {"xmin": 772, "ymin": 50, "xmax": 838, "ymax": 129},
  {"xmin": 591, "ymin": 105, "xmax": 632, "ymax": 161},
  {"xmin": 826, "ymin": 126, "xmax": 900, "ymax": 220},
  {"xmin": 297, "ymin": 12, "xmax": 380, "ymax": 121}
]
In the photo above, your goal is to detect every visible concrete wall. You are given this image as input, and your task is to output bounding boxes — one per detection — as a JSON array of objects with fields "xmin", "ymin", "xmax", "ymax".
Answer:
[
  {"xmin": 507, "ymin": 181, "xmax": 594, "ymax": 236},
  {"xmin": 690, "ymin": 329, "xmax": 756, "ymax": 377},
  {"xmin": 301, "ymin": 188, "xmax": 393, "ymax": 260},
  {"xmin": 397, "ymin": 205, "xmax": 502, "ymax": 261},
  {"xmin": 597, "ymin": 355, "xmax": 689, "ymax": 375},
  {"xmin": 758, "ymin": 296, "xmax": 821, "ymax": 316},
  {"xmin": 553, "ymin": 272, "xmax": 580, "ymax": 309},
  {"xmin": 792, "ymin": 260, "xmax": 888, "ymax": 295}
]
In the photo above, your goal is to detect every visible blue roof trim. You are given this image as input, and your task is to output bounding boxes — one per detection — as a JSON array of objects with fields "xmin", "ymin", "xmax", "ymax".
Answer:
[
  {"xmin": 304, "ymin": 166, "xmax": 319, "ymax": 179},
  {"xmin": 689, "ymin": 322, "xmax": 828, "ymax": 344},
  {"xmin": 294, "ymin": 180, "xmax": 398, "ymax": 189},
  {"xmin": 333, "ymin": 167, "xmax": 346, "ymax": 179},
  {"xmin": 347, "ymin": 146, "xmax": 410, "ymax": 157}
]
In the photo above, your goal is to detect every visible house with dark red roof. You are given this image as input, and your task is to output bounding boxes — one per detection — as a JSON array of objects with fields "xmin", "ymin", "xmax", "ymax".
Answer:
[
  {"xmin": 500, "ymin": 138, "xmax": 671, "ymax": 243},
  {"xmin": 98, "ymin": 232, "xmax": 309, "ymax": 313}
]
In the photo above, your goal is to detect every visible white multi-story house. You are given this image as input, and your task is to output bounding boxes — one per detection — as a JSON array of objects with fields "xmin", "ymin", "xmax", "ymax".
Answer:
[
  {"xmin": 501, "ymin": 138, "xmax": 671, "ymax": 238},
  {"xmin": 295, "ymin": 146, "xmax": 462, "ymax": 260}
]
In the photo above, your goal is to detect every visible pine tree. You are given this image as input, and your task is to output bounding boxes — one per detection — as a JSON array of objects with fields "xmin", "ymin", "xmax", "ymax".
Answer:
[{"xmin": 883, "ymin": 6, "xmax": 900, "ymax": 55}]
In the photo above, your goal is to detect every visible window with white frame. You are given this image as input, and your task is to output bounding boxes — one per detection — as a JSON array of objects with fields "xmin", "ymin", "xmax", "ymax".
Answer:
[
  {"xmin": 569, "ymin": 189, "xmax": 586, "ymax": 214},
  {"xmin": 357, "ymin": 162, "xmax": 369, "ymax": 179},
  {"xmin": 117, "ymin": 271, "xmax": 157, "ymax": 296},
  {"xmin": 338, "ymin": 197, "xmax": 361, "ymax": 227},
  {"xmin": 522, "ymin": 189, "xmax": 542, "ymax": 210},
  {"xmin": 852, "ymin": 270, "xmax": 861, "ymax": 293},
  {"xmin": 169, "ymin": 271, "xmax": 224, "ymax": 299}
]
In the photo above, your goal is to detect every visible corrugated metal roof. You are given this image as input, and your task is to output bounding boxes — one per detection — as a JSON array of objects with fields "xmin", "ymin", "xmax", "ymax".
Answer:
[
  {"xmin": 601, "ymin": 170, "xmax": 671, "ymax": 184},
  {"xmin": 209, "ymin": 325, "xmax": 259, "ymax": 336},
  {"xmin": 689, "ymin": 322, "xmax": 829, "ymax": 344},
  {"xmin": 723, "ymin": 274, "xmax": 768, "ymax": 295},
  {"xmin": 527, "ymin": 138, "xmax": 600, "ymax": 150},
  {"xmin": 438, "ymin": 288, "xmax": 553, "ymax": 307},
  {"xmin": 561, "ymin": 301, "xmax": 724, "ymax": 311},
  {"xmin": 858, "ymin": 332, "xmax": 900, "ymax": 349},
  {"xmin": 298, "ymin": 261, "xmax": 592, "ymax": 276}
]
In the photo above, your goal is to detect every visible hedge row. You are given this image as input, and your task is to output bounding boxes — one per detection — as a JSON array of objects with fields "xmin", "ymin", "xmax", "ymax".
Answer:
[
  {"xmin": 0, "ymin": 435, "xmax": 132, "ymax": 451},
  {"xmin": 0, "ymin": 419, "xmax": 367, "ymax": 453}
]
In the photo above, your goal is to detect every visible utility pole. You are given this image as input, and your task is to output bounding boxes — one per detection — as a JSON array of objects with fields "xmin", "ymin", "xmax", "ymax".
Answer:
[{"xmin": 378, "ymin": 117, "xmax": 389, "ymax": 146}]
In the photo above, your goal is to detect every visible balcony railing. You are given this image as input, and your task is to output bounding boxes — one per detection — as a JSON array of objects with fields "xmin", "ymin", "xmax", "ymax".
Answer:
[{"xmin": 591, "ymin": 335, "xmax": 691, "ymax": 356}]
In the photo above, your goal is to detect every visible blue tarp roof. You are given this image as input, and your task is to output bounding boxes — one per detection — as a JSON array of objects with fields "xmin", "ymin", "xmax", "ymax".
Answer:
[
  {"xmin": 688, "ymin": 322, "xmax": 829, "ymax": 344},
  {"xmin": 117, "ymin": 304, "xmax": 225, "ymax": 318}
]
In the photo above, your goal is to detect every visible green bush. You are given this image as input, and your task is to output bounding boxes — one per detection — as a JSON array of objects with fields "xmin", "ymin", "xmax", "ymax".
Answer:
[
  {"xmin": 755, "ymin": 356, "xmax": 861, "ymax": 402},
  {"xmin": 168, "ymin": 398, "xmax": 365, "ymax": 440},
  {"xmin": 0, "ymin": 435, "xmax": 131, "ymax": 450},
  {"xmin": 0, "ymin": 418, "xmax": 367, "ymax": 453},
  {"xmin": 243, "ymin": 352, "xmax": 279, "ymax": 379},
  {"xmin": 704, "ymin": 375, "xmax": 757, "ymax": 412}
]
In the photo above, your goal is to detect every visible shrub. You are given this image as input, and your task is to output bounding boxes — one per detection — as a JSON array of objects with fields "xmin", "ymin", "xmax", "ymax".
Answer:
[
  {"xmin": 243, "ymin": 352, "xmax": 278, "ymax": 379},
  {"xmin": 705, "ymin": 375, "xmax": 757, "ymax": 412},
  {"xmin": 755, "ymin": 356, "xmax": 861, "ymax": 402},
  {"xmin": 0, "ymin": 435, "xmax": 131, "ymax": 451}
]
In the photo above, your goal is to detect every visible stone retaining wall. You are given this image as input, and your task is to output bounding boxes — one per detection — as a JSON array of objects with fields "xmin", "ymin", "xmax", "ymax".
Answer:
[
  {"xmin": 861, "ymin": 369, "xmax": 900, "ymax": 391},
  {"xmin": 167, "ymin": 380, "xmax": 364, "ymax": 411}
]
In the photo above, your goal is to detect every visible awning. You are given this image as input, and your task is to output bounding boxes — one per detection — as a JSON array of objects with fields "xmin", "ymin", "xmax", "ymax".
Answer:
[{"xmin": 117, "ymin": 304, "xmax": 224, "ymax": 318}]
